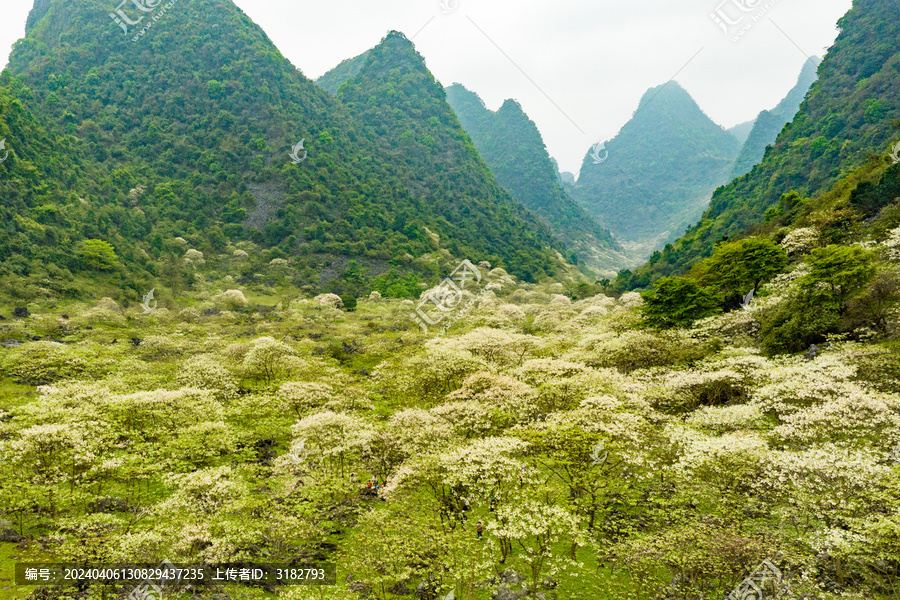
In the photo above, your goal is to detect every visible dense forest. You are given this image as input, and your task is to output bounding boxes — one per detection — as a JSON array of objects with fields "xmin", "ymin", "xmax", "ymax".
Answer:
[{"xmin": 0, "ymin": 0, "xmax": 567, "ymax": 305}]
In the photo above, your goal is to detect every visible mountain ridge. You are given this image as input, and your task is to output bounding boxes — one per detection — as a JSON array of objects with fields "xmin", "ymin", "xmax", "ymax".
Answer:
[
  {"xmin": 331, "ymin": 31, "xmax": 565, "ymax": 281},
  {"xmin": 1, "ymin": 1, "xmax": 563, "ymax": 294},
  {"xmin": 730, "ymin": 56, "xmax": 821, "ymax": 179},
  {"xmin": 445, "ymin": 82, "xmax": 633, "ymax": 275}
]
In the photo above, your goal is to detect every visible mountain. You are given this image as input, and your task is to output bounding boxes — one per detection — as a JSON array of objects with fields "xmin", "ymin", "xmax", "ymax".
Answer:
[
  {"xmin": 624, "ymin": 0, "xmax": 900, "ymax": 288},
  {"xmin": 0, "ymin": 77, "xmax": 104, "ymax": 291},
  {"xmin": 315, "ymin": 50, "xmax": 369, "ymax": 95},
  {"xmin": 730, "ymin": 57, "xmax": 821, "ymax": 179},
  {"xmin": 444, "ymin": 83, "xmax": 632, "ymax": 275},
  {"xmin": 331, "ymin": 32, "xmax": 565, "ymax": 281},
  {"xmin": 573, "ymin": 81, "xmax": 741, "ymax": 257},
  {"xmin": 727, "ymin": 119, "xmax": 756, "ymax": 144},
  {"xmin": 2, "ymin": 0, "xmax": 562, "ymax": 295}
]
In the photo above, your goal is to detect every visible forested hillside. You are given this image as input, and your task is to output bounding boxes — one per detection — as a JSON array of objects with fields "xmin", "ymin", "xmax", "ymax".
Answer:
[
  {"xmin": 315, "ymin": 51, "xmax": 370, "ymax": 95},
  {"xmin": 332, "ymin": 32, "xmax": 563, "ymax": 282},
  {"xmin": 0, "ymin": 0, "xmax": 564, "ymax": 304},
  {"xmin": 730, "ymin": 57, "xmax": 821, "ymax": 179},
  {"xmin": 625, "ymin": 0, "xmax": 900, "ymax": 288},
  {"xmin": 445, "ymin": 84, "xmax": 632, "ymax": 275}
]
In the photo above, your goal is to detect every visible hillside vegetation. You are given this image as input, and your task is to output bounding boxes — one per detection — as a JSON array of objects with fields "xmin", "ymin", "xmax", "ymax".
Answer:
[
  {"xmin": 0, "ymin": 247, "xmax": 898, "ymax": 599},
  {"xmin": 0, "ymin": 0, "xmax": 565, "ymax": 305},
  {"xmin": 626, "ymin": 0, "xmax": 900, "ymax": 287}
]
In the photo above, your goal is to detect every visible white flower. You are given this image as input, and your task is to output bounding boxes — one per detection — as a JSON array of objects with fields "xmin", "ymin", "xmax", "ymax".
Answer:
[
  {"xmin": 882, "ymin": 226, "xmax": 900, "ymax": 261},
  {"xmin": 213, "ymin": 289, "xmax": 248, "ymax": 309},
  {"xmin": 314, "ymin": 293, "xmax": 344, "ymax": 308},
  {"xmin": 780, "ymin": 227, "xmax": 819, "ymax": 256},
  {"xmin": 184, "ymin": 248, "xmax": 205, "ymax": 265}
]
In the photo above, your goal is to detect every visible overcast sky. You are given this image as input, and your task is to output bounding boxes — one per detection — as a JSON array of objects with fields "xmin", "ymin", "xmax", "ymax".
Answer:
[{"xmin": 1, "ymin": 0, "xmax": 853, "ymax": 174}]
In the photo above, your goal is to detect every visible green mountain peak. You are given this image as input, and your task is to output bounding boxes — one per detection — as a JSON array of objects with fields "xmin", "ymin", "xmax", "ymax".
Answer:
[
  {"xmin": 574, "ymin": 80, "xmax": 740, "ymax": 257},
  {"xmin": 445, "ymin": 83, "xmax": 632, "ymax": 275}
]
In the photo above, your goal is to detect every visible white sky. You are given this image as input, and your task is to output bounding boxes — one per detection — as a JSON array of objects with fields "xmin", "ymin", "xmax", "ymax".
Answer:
[{"xmin": 0, "ymin": 0, "xmax": 853, "ymax": 174}]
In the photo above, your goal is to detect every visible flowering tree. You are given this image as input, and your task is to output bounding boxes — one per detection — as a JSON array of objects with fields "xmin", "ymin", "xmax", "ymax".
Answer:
[
  {"xmin": 432, "ymin": 328, "xmax": 540, "ymax": 367},
  {"xmin": 291, "ymin": 411, "xmax": 373, "ymax": 478},
  {"xmin": 517, "ymin": 423, "xmax": 619, "ymax": 533},
  {"xmin": 241, "ymin": 336, "xmax": 299, "ymax": 386},
  {"xmin": 9, "ymin": 423, "xmax": 98, "ymax": 517},
  {"xmin": 277, "ymin": 381, "xmax": 336, "ymax": 417},
  {"xmin": 177, "ymin": 355, "xmax": 239, "ymax": 400},
  {"xmin": 488, "ymin": 501, "xmax": 583, "ymax": 586}
]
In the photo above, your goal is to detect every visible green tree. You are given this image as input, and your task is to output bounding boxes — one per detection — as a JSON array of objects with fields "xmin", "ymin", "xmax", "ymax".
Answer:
[
  {"xmin": 799, "ymin": 245, "xmax": 876, "ymax": 315},
  {"xmin": 760, "ymin": 246, "xmax": 878, "ymax": 355},
  {"xmin": 340, "ymin": 294, "xmax": 358, "ymax": 311},
  {"xmin": 700, "ymin": 237, "xmax": 788, "ymax": 300},
  {"xmin": 640, "ymin": 277, "xmax": 719, "ymax": 329},
  {"xmin": 80, "ymin": 239, "xmax": 119, "ymax": 271}
]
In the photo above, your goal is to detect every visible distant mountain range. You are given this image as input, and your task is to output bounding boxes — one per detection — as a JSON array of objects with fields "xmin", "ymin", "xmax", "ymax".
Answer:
[
  {"xmin": 444, "ymin": 84, "xmax": 632, "ymax": 275},
  {"xmin": 317, "ymin": 50, "xmax": 633, "ymax": 276},
  {"xmin": 557, "ymin": 56, "xmax": 819, "ymax": 263},
  {"xmin": 316, "ymin": 44, "xmax": 823, "ymax": 272},
  {"xmin": 625, "ymin": 0, "xmax": 900, "ymax": 287}
]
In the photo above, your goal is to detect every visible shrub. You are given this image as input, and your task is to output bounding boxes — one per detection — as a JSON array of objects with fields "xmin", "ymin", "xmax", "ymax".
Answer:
[
  {"xmin": 277, "ymin": 382, "xmax": 335, "ymax": 417},
  {"xmin": 213, "ymin": 290, "xmax": 248, "ymax": 310},
  {"xmin": 314, "ymin": 293, "xmax": 343, "ymax": 309},
  {"xmin": 241, "ymin": 337, "xmax": 299, "ymax": 386},
  {"xmin": 758, "ymin": 297, "xmax": 837, "ymax": 356},
  {"xmin": 572, "ymin": 330, "xmax": 721, "ymax": 373},
  {"xmin": 780, "ymin": 227, "xmax": 820, "ymax": 256},
  {"xmin": 184, "ymin": 249, "xmax": 205, "ymax": 265},
  {"xmin": 340, "ymin": 294, "xmax": 357, "ymax": 311}
]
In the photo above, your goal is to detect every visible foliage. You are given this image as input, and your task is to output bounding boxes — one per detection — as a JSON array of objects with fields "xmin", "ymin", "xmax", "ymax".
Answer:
[
  {"xmin": 1, "ymin": 8, "xmax": 563, "ymax": 297},
  {"xmin": 640, "ymin": 277, "xmax": 719, "ymax": 329},
  {"xmin": 0, "ymin": 280, "xmax": 896, "ymax": 600},
  {"xmin": 698, "ymin": 237, "xmax": 788, "ymax": 304},
  {"xmin": 80, "ymin": 240, "xmax": 120, "ymax": 271},
  {"xmin": 799, "ymin": 245, "xmax": 877, "ymax": 314}
]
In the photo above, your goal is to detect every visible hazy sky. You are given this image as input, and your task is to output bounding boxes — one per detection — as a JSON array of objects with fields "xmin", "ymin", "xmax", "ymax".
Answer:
[{"xmin": 1, "ymin": 0, "xmax": 854, "ymax": 174}]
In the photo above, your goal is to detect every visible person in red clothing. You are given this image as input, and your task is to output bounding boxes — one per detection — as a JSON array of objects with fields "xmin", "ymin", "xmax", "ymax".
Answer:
[{"xmin": 476, "ymin": 521, "xmax": 483, "ymax": 539}]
